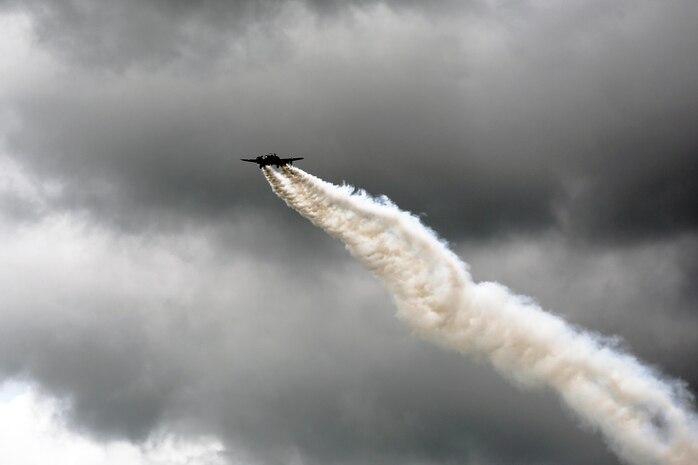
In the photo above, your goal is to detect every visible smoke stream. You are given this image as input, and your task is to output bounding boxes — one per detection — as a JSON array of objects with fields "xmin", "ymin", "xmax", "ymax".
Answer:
[{"xmin": 263, "ymin": 166, "xmax": 698, "ymax": 465}]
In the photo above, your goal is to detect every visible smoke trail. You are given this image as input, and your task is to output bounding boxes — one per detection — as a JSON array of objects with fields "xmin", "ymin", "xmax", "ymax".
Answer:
[{"xmin": 263, "ymin": 166, "xmax": 698, "ymax": 465}]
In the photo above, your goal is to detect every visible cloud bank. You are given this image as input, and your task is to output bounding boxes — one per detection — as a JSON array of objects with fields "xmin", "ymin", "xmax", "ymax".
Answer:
[{"xmin": 0, "ymin": 1, "xmax": 696, "ymax": 464}]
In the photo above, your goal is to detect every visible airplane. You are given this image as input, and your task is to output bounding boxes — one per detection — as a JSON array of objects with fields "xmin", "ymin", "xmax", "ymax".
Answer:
[{"xmin": 240, "ymin": 153, "xmax": 304, "ymax": 168}]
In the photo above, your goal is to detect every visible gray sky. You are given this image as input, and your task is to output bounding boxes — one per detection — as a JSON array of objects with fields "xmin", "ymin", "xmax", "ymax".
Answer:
[{"xmin": 0, "ymin": 1, "xmax": 696, "ymax": 464}]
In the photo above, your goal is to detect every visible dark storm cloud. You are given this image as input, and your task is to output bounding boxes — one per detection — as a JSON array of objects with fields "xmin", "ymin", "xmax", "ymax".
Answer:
[
  {"xmin": 0, "ymin": 0, "xmax": 465, "ymax": 68},
  {"xmin": 0, "ymin": 217, "xmax": 636, "ymax": 465},
  {"xmin": 1, "ymin": 1, "xmax": 697, "ymax": 464},
  {"xmin": 2, "ymin": 0, "xmax": 697, "ymax": 242},
  {"xmin": 0, "ymin": 0, "xmax": 278, "ymax": 68},
  {"xmin": 5, "ymin": 210, "xmax": 695, "ymax": 464}
]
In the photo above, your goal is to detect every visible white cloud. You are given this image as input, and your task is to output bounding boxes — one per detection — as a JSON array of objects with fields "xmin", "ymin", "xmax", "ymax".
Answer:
[{"xmin": 0, "ymin": 383, "xmax": 227, "ymax": 465}]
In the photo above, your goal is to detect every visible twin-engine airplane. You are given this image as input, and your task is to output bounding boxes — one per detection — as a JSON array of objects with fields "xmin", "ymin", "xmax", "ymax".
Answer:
[{"xmin": 241, "ymin": 153, "xmax": 304, "ymax": 168}]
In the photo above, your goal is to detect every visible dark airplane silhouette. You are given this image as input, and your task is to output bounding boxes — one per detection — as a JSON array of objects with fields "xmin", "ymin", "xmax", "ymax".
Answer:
[{"xmin": 241, "ymin": 153, "xmax": 304, "ymax": 168}]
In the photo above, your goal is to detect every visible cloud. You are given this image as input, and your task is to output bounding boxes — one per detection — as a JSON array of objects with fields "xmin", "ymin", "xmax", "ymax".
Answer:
[
  {"xmin": 2, "ymin": 190, "xmax": 695, "ymax": 463},
  {"xmin": 0, "ymin": 383, "xmax": 227, "ymax": 465},
  {"xmin": 1, "ymin": 1, "xmax": 697, "ymax": 241},
  {"xmin": 0, "ymin": 190, "xmax": 636, "ymax": 464},
  {"xmin": 0, "ymin": 1, "xmax": 696, "ymax": 464}
]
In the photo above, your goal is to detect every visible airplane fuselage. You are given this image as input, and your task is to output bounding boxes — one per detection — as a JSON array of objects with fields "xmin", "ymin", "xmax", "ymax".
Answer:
[{"xmin": 241, "ymin": 153, "xmax": 304, "ymax": 168}]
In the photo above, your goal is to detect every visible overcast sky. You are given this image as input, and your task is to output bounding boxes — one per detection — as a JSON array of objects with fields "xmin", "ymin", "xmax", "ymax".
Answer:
[{"xmin": 0, "ymin": 1, "xmax": 697, "ymax": 464}]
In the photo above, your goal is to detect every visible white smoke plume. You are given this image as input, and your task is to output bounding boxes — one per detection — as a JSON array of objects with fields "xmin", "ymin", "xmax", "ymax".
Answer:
[{"xmin": 262, "ymin": 166, "xmax": 698, "ymax": 465}]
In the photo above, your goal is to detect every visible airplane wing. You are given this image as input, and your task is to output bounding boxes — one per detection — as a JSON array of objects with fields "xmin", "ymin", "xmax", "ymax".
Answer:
[
  {"xmin": 240, "ymin": 159, "xmax": 258, "ymax": 162},
  {"xmin": 282, "ymin": 157, "xmax": 304, "ymax": 162}
]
